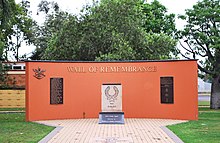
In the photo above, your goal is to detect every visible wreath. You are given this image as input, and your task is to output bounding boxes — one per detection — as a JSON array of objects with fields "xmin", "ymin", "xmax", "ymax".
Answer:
[{"xmin": 105, "ymin": 86, "xmax": 119, "ymax": 102}]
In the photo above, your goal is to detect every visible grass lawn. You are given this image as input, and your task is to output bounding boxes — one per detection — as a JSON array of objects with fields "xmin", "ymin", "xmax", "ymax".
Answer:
[
  {"xmin": 168, "ymin": 108, "xmax": 220, "ymax": 143},
  {"xmin": 198, "ymin": 101, "xmax": 210, "ymax": 106},
  {"xmin": 0, "ymin": 113, "xmax": 54, "ymax": 143}
]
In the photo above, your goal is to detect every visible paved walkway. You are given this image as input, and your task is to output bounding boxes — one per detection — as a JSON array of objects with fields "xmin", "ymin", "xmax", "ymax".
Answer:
[{"xmin": 37, "ymin": 119, "xmax": 186, "ymax": 143}]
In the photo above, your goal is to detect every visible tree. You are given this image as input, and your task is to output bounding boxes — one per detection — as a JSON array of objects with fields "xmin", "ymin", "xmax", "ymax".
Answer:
[
  {"xmin": 0, "ymin": 0, "xmax": 16, "ymax": 59},
  {"xmin": 31, "ymin": 0, "xmax": 64, "ymax": 60},
  {"xmin": 0, "ymin": 41, "xmax": 4, "ymax": 83},
  {"xmin": 142, "ymin": 0, "xmax": 176, "ymax": 36},
  {"xmin": 0, "ymin": 0, "xmax": 17, "ymax": 84},
  {"xmin": 8, "ymin": 0, "xmax": 35, "ymax": 61},
  {"xmin": 32, "ymin": 0, "xmax": 177, "ymax": 61},
  {"xmin": 0, "ymin": 0, "xmax": 34, "ymax": 87},
  {"xmin": 178, "ymin": 0, "xmax": 220, "ymax": 109},
  {"xmin": 0, "ymin": 0, "xmax": 34, "ymax": 61},
  {"xmin": 41, "ymin": 0, "xmax": 145, "ymax": 60}
]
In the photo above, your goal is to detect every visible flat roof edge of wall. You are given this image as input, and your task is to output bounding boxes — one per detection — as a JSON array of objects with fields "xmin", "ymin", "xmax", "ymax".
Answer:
[{"xmin": 25, "ymin": 59, "xmax": 198, "ymax": 63}]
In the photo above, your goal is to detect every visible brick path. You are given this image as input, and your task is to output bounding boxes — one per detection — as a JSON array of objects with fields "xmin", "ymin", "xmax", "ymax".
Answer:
[{"xmin": 37, "ymin": 119, "xmax": 186, "ymax": 143}]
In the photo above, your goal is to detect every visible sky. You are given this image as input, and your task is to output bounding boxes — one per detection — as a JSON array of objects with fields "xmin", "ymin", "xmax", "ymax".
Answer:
[
  {"xmin": 29, "ymin": 0, "xmax": 198, "ymax": 29},
  {"xmin": 15, "ymin": 0, "xmax": 198, "ymax": 60}
]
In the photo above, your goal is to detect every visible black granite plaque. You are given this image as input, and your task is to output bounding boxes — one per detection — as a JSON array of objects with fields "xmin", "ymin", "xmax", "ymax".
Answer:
[
  {"xmin": 160, "ymin": 77, "xmax": 173, "ymax": 104},
  {"xmin": 99, "ymin": 112, "xmax": 124, "ymax": 124},
  {"xmin": 50, "ymin": 78, "xmax": 63, "ymax": 104}
]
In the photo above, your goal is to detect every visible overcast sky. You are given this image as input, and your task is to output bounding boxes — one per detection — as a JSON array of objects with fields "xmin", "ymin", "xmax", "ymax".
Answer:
[
  {"xmin": 28, "ymin": 0, "xmax": 198, "ymax": 29},
  {"xmin": 15, "ymin": 0, "xmax": 198, "ymax": 60}
]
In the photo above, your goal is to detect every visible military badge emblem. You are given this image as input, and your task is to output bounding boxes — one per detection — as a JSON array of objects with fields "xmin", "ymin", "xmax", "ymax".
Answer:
[{"xmin": 33, "ymin": 67, "xmax": 46, "ymax": 79}]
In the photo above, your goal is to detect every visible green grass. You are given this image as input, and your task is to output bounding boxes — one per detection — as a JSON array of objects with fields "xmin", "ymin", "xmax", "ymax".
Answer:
[
  {"xmin": 0, "ymin": 108, "xmax": 25, "ymax": 111},
  {"xmin": 198, "ymin": 101, "xmax": 210, "ymax": 106},
  {"xmin": 168, "ymin": 108, "xmax": 220, "ymax": 143},
  {"xmin": 0, "ymin": 113, "xmax": 54, "ymax": 143}
]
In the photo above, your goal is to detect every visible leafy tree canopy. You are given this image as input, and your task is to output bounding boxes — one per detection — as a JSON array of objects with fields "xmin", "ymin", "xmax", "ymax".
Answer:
[
  {"xmin": 178, "ymin": 0, "xmax": 220, "ymax": 109},
  {"xmin": 0, "ymin": 0, "xmax": 35, "ymax": 61},
  {"xmin": 142, "ymin": 0, "xmax": 176, "ymax": 36},
  {"xmin": 32, "ymin": 0, "xmax": 178, "ymax": 61},
  {"xmin": 0, "ymin": 0, "xmax": 34, "ymax": 86}
]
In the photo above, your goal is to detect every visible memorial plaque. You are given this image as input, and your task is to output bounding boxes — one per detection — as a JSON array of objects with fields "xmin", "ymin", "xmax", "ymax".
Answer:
[
  {"xmin": 50, "ymin": 78, "xmax": 63, "ymax": 104},
  {"xmin": 99, "ymin": 83, "xmax": 124, "ymax": 124},
  {"xmin": 101, "ymin": 84, "xmax": 122, "ymax": 112},
  {"xmin": 160, "ymin": 77, "xmax": 173, "ymax": 104},
  {"xmin": 99, "ymin": 112, "xmax": 124, "ymax": 124}
]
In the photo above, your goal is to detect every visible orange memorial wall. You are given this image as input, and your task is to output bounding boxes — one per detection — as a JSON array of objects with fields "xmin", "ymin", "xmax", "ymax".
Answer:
[{"xmin": 26, "ymin": 60, "xmax": 198, "ymax": 121}]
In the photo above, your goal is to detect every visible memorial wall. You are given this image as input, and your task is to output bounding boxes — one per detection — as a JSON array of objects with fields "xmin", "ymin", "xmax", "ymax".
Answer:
[{"xmin": 26, "ymin": 60, "xmax": 198, "ymax": 121}]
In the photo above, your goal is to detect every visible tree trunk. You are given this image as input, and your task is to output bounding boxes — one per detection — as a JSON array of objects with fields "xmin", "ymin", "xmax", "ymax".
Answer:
[{"xmin": 210, "ymin": 75, "xmax": 220, "ymax": 109}]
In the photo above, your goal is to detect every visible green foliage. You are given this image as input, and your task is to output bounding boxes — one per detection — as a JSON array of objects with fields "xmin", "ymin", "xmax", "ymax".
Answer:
[
  {"xmin": 0, "ymin": 0, "xmax": 35, "ymax": 86},
  {"xmin": 0, "ymin": 62, "xmax": 3, "ymax": 83},
  {"xmin": 178, "ymin": 0, "xmax": 220, "ymax": 109},
  {"xmin": 0, "ymin": 35, "xmax": 3, "ymax": 74},
  {"xmin": 31, "ymin": 0, "xmax": 61, "ymax": 60},
  {"xmin": 0, "ymin": 0, "xmax": 16, "ymax": 55},
  {"xmin": 0, "ymin": 34, "xmax": 5, "ymax": 83},
  {"xmin": 37, "ymin": 0, "xmax": 59, "ymax": 14},
  {"xmin": 32, "ymin": 0, "xmax": 178, "ymax": 61},
  {"xmin": 10, "ymin": 0, "xmax": 35, "ymax": 61},
  {"xmin": 178, "ymin": 0, "xmax": 220, "ymax": 78},
  {"xmin": 31, "ymin": 2, "xmax": 69, "ymax": 59},
  {"xmin": 142, "ymin": 0, "xmax": 176, "ymax": 36},
  {"xmin": 144, "ymin": 33, "xmax": 177, "ymax": 59},
  {"xmin": 0, "ymin": 0, "xmax": 35, "ymax": 61},
  {"xmin": 95, "ymin": 32, "xmax": 136, "ymax": 61}
]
